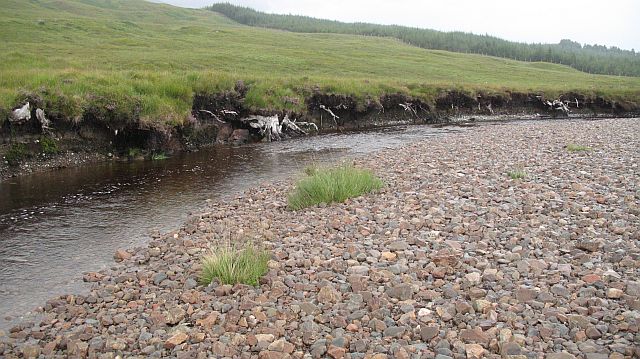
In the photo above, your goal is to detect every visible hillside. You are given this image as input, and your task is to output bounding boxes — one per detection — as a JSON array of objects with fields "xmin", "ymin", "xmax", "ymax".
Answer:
[
  {"xmin": 208, "ymin": 3, "xmax": 640, "ymax": 77},
  {"xmin": 0, "ymin": 0, "xmax": 639, "ymax": 146}
]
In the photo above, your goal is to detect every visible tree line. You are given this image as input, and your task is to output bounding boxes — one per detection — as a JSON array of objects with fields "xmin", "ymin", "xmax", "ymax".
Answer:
[{"xmin": 208, "ymin": 3, "xmax": 640, "ymax": 77}]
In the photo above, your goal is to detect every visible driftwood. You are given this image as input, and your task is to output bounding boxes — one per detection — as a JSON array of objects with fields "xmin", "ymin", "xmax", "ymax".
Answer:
[
  {"xmin": 10, "ymin": 102, "xmax": 31, "ymax": 124},
  {"xmin": 36, "ymin": 108, "xmax": 52, "ymax": 133},
  {"xmin": 544, "ymin": 99, "xmax": 570, "ymax": 115},
  {"xmin": 243, "ymin": 115, "xmax": 314, "ymax": 142},
  {"xmin": 197, "ymin": 108, "xmax": 316, "ymax": 142}
]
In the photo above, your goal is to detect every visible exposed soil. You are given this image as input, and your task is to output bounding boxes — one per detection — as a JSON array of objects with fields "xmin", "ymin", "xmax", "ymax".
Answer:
[{"xmin": 1, "ymin": 88, "xmax": 637, "ymax": 181}]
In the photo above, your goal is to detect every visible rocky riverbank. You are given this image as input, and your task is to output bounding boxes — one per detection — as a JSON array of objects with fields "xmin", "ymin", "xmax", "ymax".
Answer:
[{"xmin": 1, "ymin": 118, "xmax": 639, "ymax": 358}]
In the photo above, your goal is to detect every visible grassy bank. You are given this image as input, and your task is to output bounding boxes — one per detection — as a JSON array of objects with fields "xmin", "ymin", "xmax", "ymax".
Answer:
[{"xmin": 1, "ymin": 0, "xmax": 639, "ymax": 128}]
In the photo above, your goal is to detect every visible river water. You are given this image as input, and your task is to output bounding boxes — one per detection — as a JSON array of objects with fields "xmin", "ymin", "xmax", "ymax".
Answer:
[{"xmin": 0, "ymin": 124, "xmax": 462, "ymax": 329}]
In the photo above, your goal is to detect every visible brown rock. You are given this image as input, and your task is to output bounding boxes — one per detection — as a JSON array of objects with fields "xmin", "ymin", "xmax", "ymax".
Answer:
[
  {"xmin": 386, "ymin": 283, "xmax": 414, "ymax": 300},
  {"xmin": 318, "ymin": 286, "xmax": 340, "ymax": 303},
  {"xmin": 420, "ymin": 325, "xmax": 439, "ymax": 341},
  {"xmin": 327, "ymin": 345, "xmax": 346, "ymax": 359},
  {"xmin": 268, "ymin": 338, "xmax": 295, "ymax": 353},
  {"xmin": 164, "ymin": 332, "xmax": 189, "ymax": 349},
  {"xmin": 575, "ymin": 239, "xmax": 600, "ymax": 252},
  {"xmin": 67, "ymin": 340, "xmax": 89, "ymax": 358},
  {"xmin": 381, "ymin": 251, "xmax": 397, "ymax": 261},
  {"xmin": 465, "ymin": 343, "xmax": 485, "ymax": 358},
  {"xmin": 460, "ymin": 328, "xmax": 489, "ymax": 344},
  {"xmin": 21, "ymin": 344, "xmax": 41, "ymax": 359},
  {"xmin": 114, "ymin": 249, "xmax": 131, "ymax": 262},
  {"xmin": 82, "ymin": 272, "xmax": 104, "ymax": 282},
  {"xmin": 607, "ymin": 288, "xmax": 623, "ymax": 299},
  {"xmin": 515, "ymin": 287, "xmax": 538, "ymax": 302},
  {"xmin": 582, "ymin": 274, "xmax": 602, "ymax": 284}
]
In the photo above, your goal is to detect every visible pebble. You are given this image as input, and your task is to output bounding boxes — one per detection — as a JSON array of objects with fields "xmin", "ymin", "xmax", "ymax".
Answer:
[{"xmin": 4, "ymin": 119, "xmax": 639, "ymax": 357}]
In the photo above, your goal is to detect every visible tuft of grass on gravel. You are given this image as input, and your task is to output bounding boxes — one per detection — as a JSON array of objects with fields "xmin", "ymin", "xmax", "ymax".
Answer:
[
  {"xmin": 507, "ymin": 169, "xmax": 527, "ymax": 180},
  {"xmin": 288, "ymin": 165, "xmax": 384, "ymax": 210},
  {"xmin": 566, "ymin": 143, "xmax": 592, "ymax": 152},
  {"xmin": 199, "ymin": 244, "xmax": 270, "ymax": 286}
]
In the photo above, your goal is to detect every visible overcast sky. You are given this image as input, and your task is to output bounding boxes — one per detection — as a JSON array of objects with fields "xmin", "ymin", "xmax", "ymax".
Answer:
[{"xmin": 151, "ymin": 0, "xmax": 640, "ymax": 51}]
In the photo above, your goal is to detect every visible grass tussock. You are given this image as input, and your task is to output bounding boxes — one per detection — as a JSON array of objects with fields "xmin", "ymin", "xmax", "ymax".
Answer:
[
  {"xmin": 507, "ymin": 169, "xmax": 527, "ymax": 180},
  {"xmin": 288, "ymin": 165, "xmax": 384, "ymax": 210},
  {"xmin": 566, "ymin": 143, "xmax": 592, "ymax": 152},
  {"xmin": 199, "ymin": 244, "xmax": 270, "ymax": 286}
]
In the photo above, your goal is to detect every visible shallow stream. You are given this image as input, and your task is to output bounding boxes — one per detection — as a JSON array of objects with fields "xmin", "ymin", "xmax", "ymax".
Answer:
[{"xmin": 0, "ymin": 124, "xmax": 462, "ymax": 329}]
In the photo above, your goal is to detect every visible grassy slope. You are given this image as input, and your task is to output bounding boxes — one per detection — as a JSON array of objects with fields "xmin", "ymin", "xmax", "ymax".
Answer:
[{"xmin": 1, "ymin": 0, "xmax": 639, "ymax": 126}]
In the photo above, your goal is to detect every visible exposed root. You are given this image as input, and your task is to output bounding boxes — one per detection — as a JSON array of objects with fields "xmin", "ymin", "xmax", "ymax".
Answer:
[
  {"xmin": 399, "ymin": 103, "xmax": 418, "ymax": 118},
  {"xmin": 319, "ymin": 104, "xmax": 339, "ymax": 125}
]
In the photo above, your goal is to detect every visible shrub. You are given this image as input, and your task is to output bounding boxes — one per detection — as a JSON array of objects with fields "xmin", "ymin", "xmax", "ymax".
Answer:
[
  {"xmin": 4, "ymin": 143, "xmax": 29, "ymax": 166},
  {"xmin": 40, "ymin": 136, "xmax": 59, "ymax": 154},
  {"xmin": 507, "ymin": 169, "xmax": 527, "ymax": 180},
  {"xmin": 288, "ymin": 165, "xmax": 384, "ymax": 210},
  {"xmin": 566, "ymin": 143, "xmax": 591, "ymax": 152},
  {"xmin": 199, "ymin": 244, "xmax": 270, "ymax": 286}
]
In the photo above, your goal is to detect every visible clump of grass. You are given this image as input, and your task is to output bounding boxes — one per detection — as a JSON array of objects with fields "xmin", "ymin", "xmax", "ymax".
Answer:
[
  {"xmin": 39, "ymin": 136, "xmax": 59, "ymax": 154},
  {"xmin": 566, "ymin": 143, "xmax": 591, "ymax": 152},
  {"xmin": 507, "ymin": 169, "xmax": 527, "ymax": 180},
  {"xmin": 288, "ymin": 165, "xmax": 384, "ymax": 210},
  {"xmin": 199, "ymin": 244, "xmax": 270, "ymax": 286},
  {"xmin": 127, "ymin": 147, "xmax": 143, "ymax": 158},
  {"xmin": 151, "ymin": 152, "xmax": 169, "ymax": 161},
  {"xmin": 4, "ymin": 143, "xmax": 29, "ymax": 166}
]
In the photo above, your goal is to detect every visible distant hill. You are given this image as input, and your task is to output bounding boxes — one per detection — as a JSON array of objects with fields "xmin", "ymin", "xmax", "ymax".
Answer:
[{"xmin": 208, "ymin": 3, "xmax": 640, "ymax": 77}]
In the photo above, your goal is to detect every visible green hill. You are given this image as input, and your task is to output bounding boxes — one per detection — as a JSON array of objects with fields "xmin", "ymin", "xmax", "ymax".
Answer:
[
  {"xmin": 0, "ymin": 0, "xmax": 639, "ymax": 127},
  {"xmin": 208, "ymin": 3, "xmax": 640, "ymax": 77}
]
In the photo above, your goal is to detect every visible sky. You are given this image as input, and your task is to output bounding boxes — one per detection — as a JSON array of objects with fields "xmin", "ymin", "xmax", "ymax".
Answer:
[{"xmin": 151, "ymin": 0, "xmax": 640, "ymax": 51}]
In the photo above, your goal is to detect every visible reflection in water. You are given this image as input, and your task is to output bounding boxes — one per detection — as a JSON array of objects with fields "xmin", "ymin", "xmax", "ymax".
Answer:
[{"xmin": 0, "ymin": 125, "xmax": 459, "ymax": 328}]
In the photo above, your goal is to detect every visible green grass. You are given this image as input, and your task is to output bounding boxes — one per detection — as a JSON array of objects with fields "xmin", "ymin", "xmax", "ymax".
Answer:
[
  {"xmin": 566, "ymin": 143, "xmax": 592, "ymax": 152},
  {"xmin": 0, "ymin": 0, "xmax": 639, "ymax": 127},
  {"xmin": 288, "ymin": 165, "xmax": 384, "ymax": 210},
  {"xmin": 199, "ymin": 244, "xmax": 270, "ymax": 286},
  {"xmin": 507, "ymin": 169, "xmax": 527, "ymax": 180},
  {"xmin": 39, "ymin": 136, "xmax": 59, "ymax": 155},
  {"xmin": 4, "ymin": 143, "xmax": 29, "ymax": 166}
]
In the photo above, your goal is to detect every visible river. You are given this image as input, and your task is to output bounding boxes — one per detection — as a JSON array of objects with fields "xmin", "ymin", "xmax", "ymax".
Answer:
[{"xmin": 0, "ymin": 124, "xmax": 462, "ymax": 329}]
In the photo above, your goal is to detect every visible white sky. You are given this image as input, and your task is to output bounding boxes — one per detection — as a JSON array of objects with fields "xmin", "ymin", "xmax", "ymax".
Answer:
[{"xmin": 151, "ymin": 0, "xmax": 640, "ymax": 51}]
